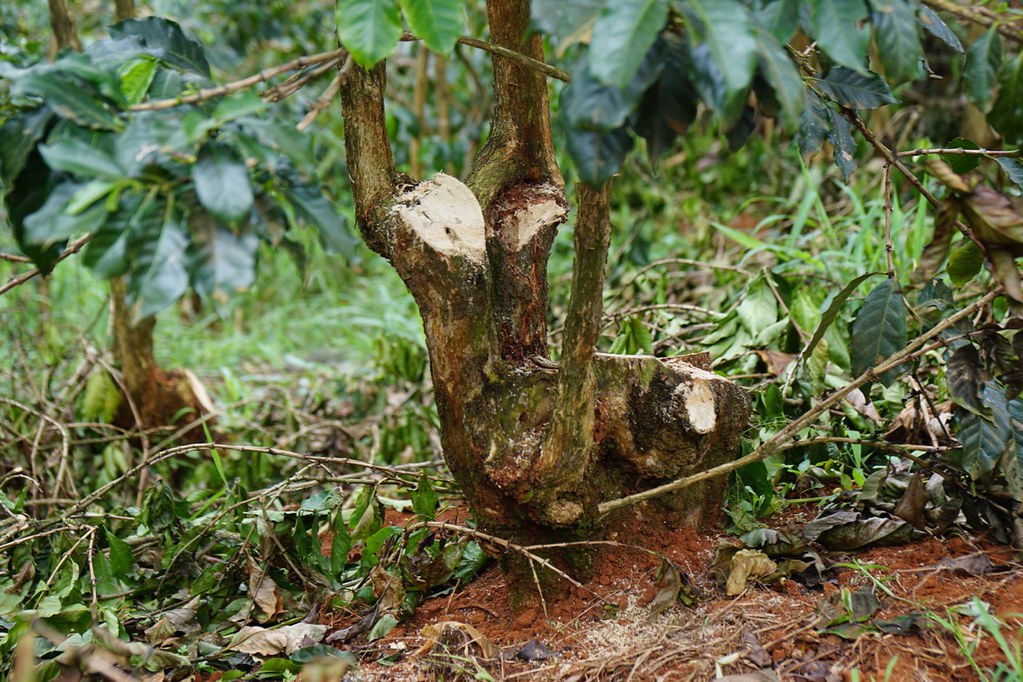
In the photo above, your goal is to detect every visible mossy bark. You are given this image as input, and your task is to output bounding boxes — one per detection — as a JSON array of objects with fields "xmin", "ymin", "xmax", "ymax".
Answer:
[{"xmin": 337, "ymin": 0, "xmax": 750, "ymax": 606}]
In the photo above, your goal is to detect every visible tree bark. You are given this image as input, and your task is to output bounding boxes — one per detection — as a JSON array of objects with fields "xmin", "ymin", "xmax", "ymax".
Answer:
[
  {"xmin": 337, "ymin": 0, "xmax": 750, "ymax": 604},
  {"xmin": 114, "ymin": 0, "xmax": 136, "ymax": 22},
  {"xmin": 47, "ymin": 0, "xmax": 81, "ymax": 53}
]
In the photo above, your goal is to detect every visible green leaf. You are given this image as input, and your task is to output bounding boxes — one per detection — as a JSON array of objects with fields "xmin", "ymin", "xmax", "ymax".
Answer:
[
  {"xmin": 337, "ymin": 0, "xmax": 402, "ymax": 68},
  {"xmin": 996, "ymin": 157, "xmax": 1023, "ymax": 191},
  {"xmin": 192, "ymin": 142, "xmax": 254, "ymax": 226},
  {"xmin": 872, "ymin": 0, "xmax": 922, "ymax": 84},
  {"xmin": 104, "ymin": 529, "xmax": 134, "ymax": 576},
  {"xmin": 109, "ymin": 17, "xmax": 211, "ymax": 77},
  {"xmin": 186, "ymin": 216, "xmax": 259, "ymax": 300},
  {"xmin": 1002, "ymin": 399, "xmax": 1023, "ymax": 501},
  {"xmin": 330, "ymin": 509, "xmax": 353, "ymax": 578},
  {"xmin": 281, "ymin": 183, "xmax": 356, "ymax": 255},
  {"xmin": 811, "ymin": 0, "xmax": 870, "ymax": 70},
  {"xmin": 686, "ymin": 0, "xmax": 758, "ymax": 111},
  {"xmin": 737, "ymin": 276, "xmax": 778, "ymax": 337},
  {"xmin": 965, "ymin": 28, "xmax": 1002, "ymax": 110},
  {"xmin": 82, "ymin": 193, "xmax": 155, "ymax": 279},
  {"xmin": 815, "ymin": 67, "xmax": 898, "ymax": 109},
  {"xmin": 633, "ymin": 35, "xmax": 697, "ymax": 161},
  {"xmin": 588, "ymin": 0, "xmax": 667, "ymax": 89},
  {"xmin": 796, "ymin": 89, "xmax": 831, "ymax": 158},
  {"xmin": 946, "ymin": 344, "xmax": 984, "ymax": 414},
  {"xmin": 803, "ymin": 272, "xmax": 879, "ymax": 361},
  {"xmin": 751, "ymin": 0, "xmax": 800, "ymax": 43},
  {"xmin": 125, "ymin": 206, "xmax": 189, "ymax": 320},
  {"xmin": 947, "ymin": 241, "xmax": 985, "ymax": 287},
  {"xmin": 850, "ymin": 278, "xmax": 907, "ymax": 385},
  {"xmin": 410, "ymin": 474, "xmax": 438, "ymax": 519},
  {"xmin": 562, "ymin": 53, "xmax": 661, "ymax": 132},
  {"xmin": 827, "ymin": 111, "xmax": 857, "ymax": 181},
  {"xmin": 530, "ymin": 0, "xmax": 605, "ymax": 54},
  {"xmin": 118, "ymin": 56, "xmax": 158, "ymax": 105},
  {"xmin": 754, "ymin": 27, "xmax": 804, "ymax": 130},
  {"xmin": 368, "ymin": 614, "xmax": 398, "ymax": 641},
  {"xmin": 990, "ymin": 53, "xmax": 1023, "ymax": 145},
  {"xmin": 688, "ymin": 43, "xmax": 746, "ymax": 126},
  {"xmin": 0, "ymin": 108, "xmax": 54, "ymax": 181},
  {"xmin": 957, "ymin": 383, "xmax": 1011, "ymax": 480},
  {"xmin": 39, "ymin": 137, "xmax": 124, "ymax": 181},
  {"xmin": 24, "ymin": 183, "xmax": 110, "ymax": 247},
  {"xmin": 12, "ymin": 70, "xmax": 123, "ymax": 131},
  {"xmin": 399, "ymin": 0, "xmax": 464, "ymax": 54},
  {"xmin": 565, "ymin": 125, "xmax": 634, "ymax": 187},
  {"xmin": 917, "ymin": 6, "xmax": 963, "ymax": 54},
  {"xmin": 911, "ymin": 201, "xmax": 955, "ymax": 285},
  {"xmin": 81, "ymin": 371, "xmax": 121, "ymax": 423}
]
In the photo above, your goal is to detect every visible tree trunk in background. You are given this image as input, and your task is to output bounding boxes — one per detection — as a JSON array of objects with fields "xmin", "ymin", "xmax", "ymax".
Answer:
[
  {"xmin": 114, "ymin": 0, "xmax": 136, "ymax": 22},
  {"xmin": 338, "ymin": 0, "xmax": 749, "ymax": 605},
  {"xmin": 47, "ymin": 0, "xmax": 81, "ymax": 53}
]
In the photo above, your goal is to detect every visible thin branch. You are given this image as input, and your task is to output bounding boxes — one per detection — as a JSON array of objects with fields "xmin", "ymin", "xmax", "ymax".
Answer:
[
  {"xmin": 597, "ymin": 288, "xmax": 1001, "ymax": 516},
  {"xmin": 456, "ymin": 36, "xmax": 569, "ymax": 82},
  {"xmin": 0, "ymin": 234, "xmax": 91, "ymax": 297},
  {"xmin": 129, "ymin": 48, "xmax": 348, "ymax": 112},
  {"xmin": 883, "ymin": 163, "xmax": 895, "ymax": 280},
  {"xmin": 0, "ymin": 252, "xmax": 32, "ymax": 264},
  {"xmin": 898, "ymin": 147, "xmax": 1020, "ymax": 158}
]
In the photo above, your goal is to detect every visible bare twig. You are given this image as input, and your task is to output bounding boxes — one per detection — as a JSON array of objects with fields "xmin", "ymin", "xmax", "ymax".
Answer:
[{"xmin": 0, "ymin": 234, "xmax": 91, "ymax": 297}]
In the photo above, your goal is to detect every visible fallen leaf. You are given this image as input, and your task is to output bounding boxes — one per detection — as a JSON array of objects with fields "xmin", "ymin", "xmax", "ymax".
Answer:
[
  {"xmin": 249, "ymin": 559, "xmax": 283, "ymax": 623},
  {"xmin": 227, "ymin": 623, "xmax": 328, "ymax": 656},
  {"xmin": 725, "ymin": 550, "xmax": 777, "ymax": 596},
  {"xmin": 413, "ymin": 621, "xmax": 500, "ymax": 660}
]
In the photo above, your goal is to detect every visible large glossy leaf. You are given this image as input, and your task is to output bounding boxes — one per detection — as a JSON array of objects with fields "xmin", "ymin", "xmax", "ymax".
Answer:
[
  {"xmin": 850, "ymin": 278, "xmax": 907, "ymax": 385},
  {"xmin": 399, "ymin": 0, "xmax": 464, "ymax": 54},
  {"xmin": 0, "ymin": 108, "xmax": 54, "ymax": 181},
  {"xmin": 126, "ymin": 206, "xmax": 189, "ymax": 320},
  {"xmin": 803, "ymin": 272, "xmax": 879, "ymax": 361},
  {"xmin": 688, "ymin": 43, "xmax": 746, "ymax": 127},
  {"xmin": 947, "ymin": 241, "xmax": 985, "ymax": 287},
  {"xmin": 811, "ymin": 0, "xmax": 870, "ymax": 71},
  {"xmin": 187, "ymin": 215, "xmax": 259, "ymax": 300},
  {"xmin": 283, "ymin": 183, "xmax": 357, "ymax": 255},
  {"xmin": 562, "ymin": 52, "xmax": 662, "ymax": 131},
  {"xmin": 24, "ymin": 182, "xmax": 111, "ymax": 246},
  {"xmin": 12, "ymin": 70, "xmax": 123, "ymax": 131},
  {"xmin": 6, "ymin": 149, "xmax": 64, "ymax": 273},
  {"xmin": 827, "ymin": 111, "xmax": 857, "ymax": 181},
  {"xmin": 796, "ymin": 89, "xmax": 831, "ymax": 157},
  {"xmin": 530, "ymin": 0, "xmax": 605, "ymax": 53},
  {"xmin": 118, "ymin": 56, "xmax": 159, "ymax": 105},
  {"xmin": 337, "ymin": 0, "xmax": 402, "ymax": 68},
  {"xmin": 685, "ymin": 0, "xmax": 758, "ymax": 112},
  {"xmin": 39, "ymin": 136, "xmax": 125, "ymax": 181},
  {"xmin": 996, "ymin": 157, "xmax": 1023, "ymax": 192},
  {"xmin": 633, "ymin": 36, "xmax": 697, "ymax": 162},
  {"xmin": 82, "ymin": 193, "xmax": 156, "ymax": 279},
  {"xmin": 989, "ymin": 53, "xmax": 1023, "ymax": 145},
  {"xmin": 114, "ymin": 113, "xmax": 184, "ymax": 176},
  {"xmin": 966, "ymin": 29, "xmax": 1002, "ymax": 110},
  {"xmin": 754, "ymin": 28, "xmax": 804, "ymax": 130},
  {"xmin": 565, "ymin": 125, "xmax": 634, "ymax": 187},
  {"xmin": 109, "ymin": 17, "xmax": 211, "ymax": 77},
  {"xmin": 1003, "ymin": 399, "xmax": 1023, "ymax": 501},
  {"xmin": 946, "ymin": 344, "xmax": 984, "ymax": 414},
  {"xmin": 589, "ymin": 0, "xmax": 667, "ymax": 89},
  {"xmin": 815, "ymin": 67, "xmax": 897, "ymax": 109},
  {"xmin": 917, "ymin": 6, "xmax": 963, "ymax": 54},
  {"xmin": 192, "ymin": 142, "xmax": 254, "ymax": 226},
  {"xmin": 751, "ymin": 0, "xmax": 800, "ymax": 43},
  {"xmin": 956, "ymin": 383, "xmax": 1012, "ymax": 480},
  {"xmin": 872, "ymin": 0, "xmax": 922, "ymax": 84}
]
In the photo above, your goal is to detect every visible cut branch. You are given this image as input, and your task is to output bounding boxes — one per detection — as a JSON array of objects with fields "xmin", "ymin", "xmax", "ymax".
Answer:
[{"xmin": 597, "ymin": 288, "xmax": 1002, "ymax": 516}]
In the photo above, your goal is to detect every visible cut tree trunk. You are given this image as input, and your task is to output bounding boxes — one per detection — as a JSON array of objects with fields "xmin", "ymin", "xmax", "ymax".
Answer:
[{"xmin": 337, "ymin": 0, "xmax": 749, "ymax": 604}]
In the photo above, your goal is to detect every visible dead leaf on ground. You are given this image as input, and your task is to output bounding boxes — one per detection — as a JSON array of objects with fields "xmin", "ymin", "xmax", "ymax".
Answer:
[
  {"xmin": 725, "ymin": 550, "xmax": 777, "ymax": 596},
  {"xmin": 227, "ymin": 623, "xmax": 328, "ymax": 656},
  {"xmin": 413, "ymin": 621, "xmax": 501, "ymax": 660},
  {"xmin": 248, "ymin": 558, "xmax": 283, "ymax": 623},
  {"xmin": 938, "ymin": 553, "xmax": 994, "ymax": 576},
  {"xmin": 144, "ymin": 597, "xmax": 200, "ymax": 645}
]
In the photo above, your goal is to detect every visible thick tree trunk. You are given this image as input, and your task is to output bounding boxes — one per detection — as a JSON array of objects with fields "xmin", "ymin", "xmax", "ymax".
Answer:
[
  {"xmin": 337, "ymin": 0, "xmax": 749, "ymax": 605},
  {"xmin": 47, "ymin": 0, "xmax": 81, "ymax": 53}
]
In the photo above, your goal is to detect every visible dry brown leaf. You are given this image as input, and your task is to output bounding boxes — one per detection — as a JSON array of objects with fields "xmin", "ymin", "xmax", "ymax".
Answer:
[
  {"xmin": 248, "ymin": 559, "xmax": 283, "ymax": 623},
  {"xmin": 413, "ymin": 621, "xmax": 501, "ymax": 660},
  {"xmin": 227, "ymin": 623, "xmax": 328, "ymax": 656},
  {"xmin": 725, "ymin": 550, "xmax": 777, "ymax": 596}
]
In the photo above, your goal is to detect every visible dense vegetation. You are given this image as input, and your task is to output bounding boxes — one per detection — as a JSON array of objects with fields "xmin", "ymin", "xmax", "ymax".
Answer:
[{"xmin": 2, "ymin": 0, "xmax": 1023, "ymax": 678}]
